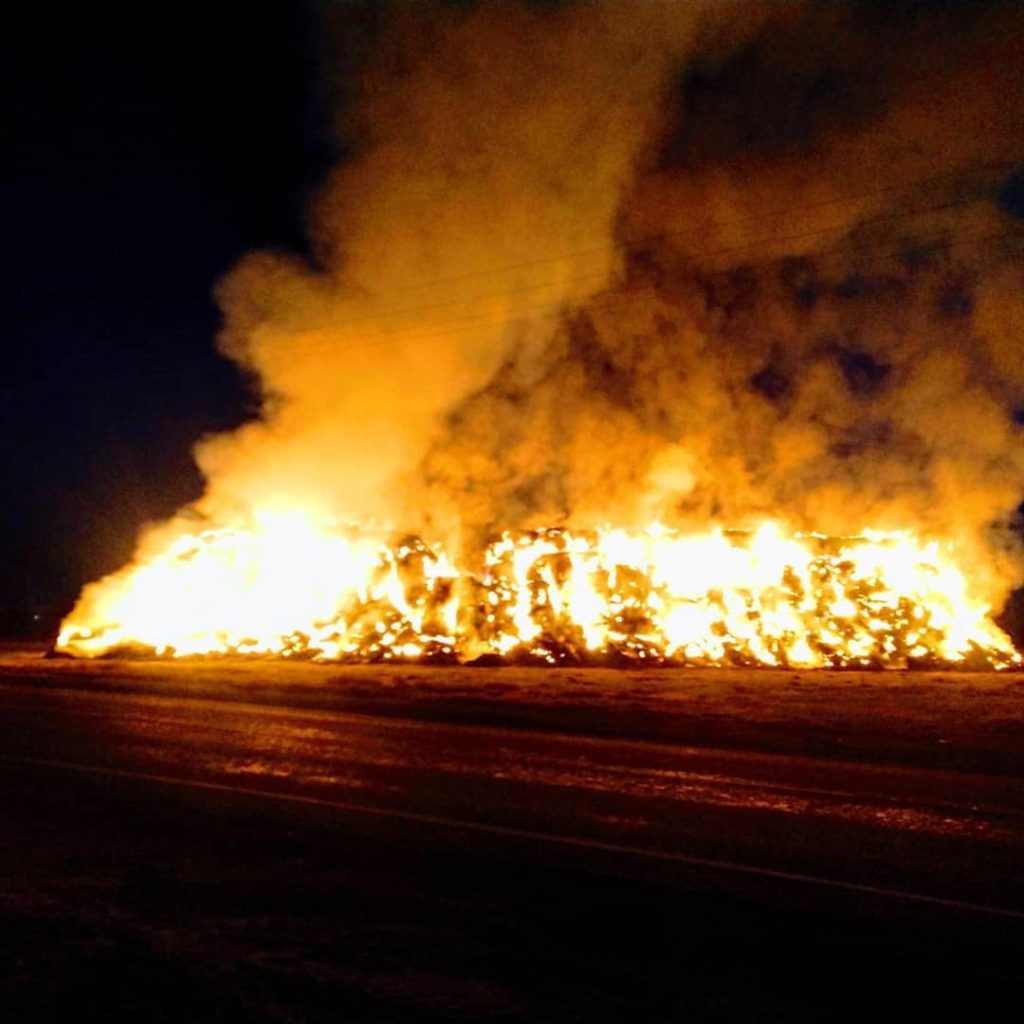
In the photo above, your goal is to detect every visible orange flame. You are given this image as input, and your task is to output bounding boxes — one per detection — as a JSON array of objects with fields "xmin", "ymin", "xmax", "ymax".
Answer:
[{"xmin": 56, "ymin": 513, "xmax": 1019, "ymax": 669}]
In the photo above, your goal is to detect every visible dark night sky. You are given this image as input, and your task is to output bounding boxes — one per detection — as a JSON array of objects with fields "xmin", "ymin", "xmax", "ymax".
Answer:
[{"xmin": 4, "ymin": 3, "xmax": 331, "ymax": 623}]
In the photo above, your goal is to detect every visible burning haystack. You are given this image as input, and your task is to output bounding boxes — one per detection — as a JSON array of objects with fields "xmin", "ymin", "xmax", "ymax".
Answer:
[{"xmin": 59, "ymin": 2, "xmax": 1024, "ymax": 669}]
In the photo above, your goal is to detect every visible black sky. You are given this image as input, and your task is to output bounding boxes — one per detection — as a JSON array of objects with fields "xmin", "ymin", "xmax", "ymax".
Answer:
[{"xmin": 4, "ymin": 3, "xmax": 330, "ymax": 625}]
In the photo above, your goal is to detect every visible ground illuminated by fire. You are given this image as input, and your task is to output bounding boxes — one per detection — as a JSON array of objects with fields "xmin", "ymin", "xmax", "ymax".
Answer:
[{"xmin": 56, "ymin": 517, "xmax": 1019, "ymax": 669}]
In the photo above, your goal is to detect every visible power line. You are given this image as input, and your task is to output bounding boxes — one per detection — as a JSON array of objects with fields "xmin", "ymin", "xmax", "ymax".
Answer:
[
  {"xmin": 9, "ymin": 181, "xmax": 1020, "ymax": 396},
  {"xmin": 195, "ymin": 224, "xmax": 1012, "ymax": 377},
  {"xmin": 20, "ymin": 163, "xmax": 1013, "ymax": 381},
  {"xmin": 20, "ymin": 233, "xmax": 1024, "ymax": 460},
  {"xmin": 315, "ymin": 191, "xmax": 1000, "ymax": 336},
  {"xmin": 301, "ymin": 158, "xmax": 1018, "ymax": 302},
  {"xmin": 191, "ymin": 222, "xmax": 1018, "ymax": 364},
  {"xmin": 14, "ymin": 221, "xmax": 1021, "ymax": 397}
]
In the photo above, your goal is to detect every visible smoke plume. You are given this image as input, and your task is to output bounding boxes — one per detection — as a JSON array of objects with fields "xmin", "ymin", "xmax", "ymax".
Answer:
[
  {"xmin": 192, "ymin": 1, "xmax": 733, "ymax": 541},
  {"xmin": 98, "ymin": 1, "xmax": 1024, "ymax": 607}
]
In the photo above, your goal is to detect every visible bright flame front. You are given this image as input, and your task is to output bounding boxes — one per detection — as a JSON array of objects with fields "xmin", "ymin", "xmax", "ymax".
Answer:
[{"xmin": 56, "ymin": 515, "xmax": 1020, "ymax": 669}]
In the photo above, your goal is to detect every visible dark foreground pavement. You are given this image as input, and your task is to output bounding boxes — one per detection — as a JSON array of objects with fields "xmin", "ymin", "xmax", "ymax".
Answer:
[{"xmin": 1, "ymin": 655, "xmax": 1023, "ymax": 1021}]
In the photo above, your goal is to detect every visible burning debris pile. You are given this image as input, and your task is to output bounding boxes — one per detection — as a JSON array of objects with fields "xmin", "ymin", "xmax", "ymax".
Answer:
[
  {"xmin": 57, "ymin": 3, "xmax": 1024, "ymax": 671},
  {"xmin": 57, "ymin": 518, "xmax": 1019, "ymax": 669}
]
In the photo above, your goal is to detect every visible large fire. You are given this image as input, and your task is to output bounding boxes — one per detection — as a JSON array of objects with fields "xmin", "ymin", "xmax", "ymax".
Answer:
[
  {"xmin": 56, "ymin": 515, "xmax": 1020, "ymax": 669},
  {"xmin": 50, "ymin": 8, "xmax": 1024, "ymax": 675}
]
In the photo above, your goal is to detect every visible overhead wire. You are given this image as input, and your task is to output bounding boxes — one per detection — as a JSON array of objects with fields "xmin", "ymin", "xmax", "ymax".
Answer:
[
  {"xmin": 10, "ymin": 161, "xmax": 1021, "ymax": 396},
  {"xmin": 14, "ymin": 225, "xmax": 1020, "ymax": 427},
  {"xmin": 220, "ymin": 169, "xmax": 1014, "ymax": 339},
  {"xmin": 286, "ymin": 158, "xmax": 1018, "ymax": 301}
]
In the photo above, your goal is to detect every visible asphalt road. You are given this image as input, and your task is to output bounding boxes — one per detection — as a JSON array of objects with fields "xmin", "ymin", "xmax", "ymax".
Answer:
[{"xmin": 2, "ymin": 664, "xmax": 1023, "ymax": 1021}]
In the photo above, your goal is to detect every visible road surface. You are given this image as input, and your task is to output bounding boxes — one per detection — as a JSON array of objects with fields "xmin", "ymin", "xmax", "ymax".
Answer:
[{"xmin": 2, "ymin": 654, "xmax": 1023, "ymax": 1020}]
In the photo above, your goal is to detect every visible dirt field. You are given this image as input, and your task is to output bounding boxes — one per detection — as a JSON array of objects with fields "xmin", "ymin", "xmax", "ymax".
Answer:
[{"xmin": 3, "ymin": 646, "xmax": 1022, "ymax": 775}]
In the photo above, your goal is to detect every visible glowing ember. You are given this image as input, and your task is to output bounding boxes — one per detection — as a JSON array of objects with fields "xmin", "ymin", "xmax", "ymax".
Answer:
[{"xmin": 56, "ymin": 515, "xmax": 1019, "ymax": 669}]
